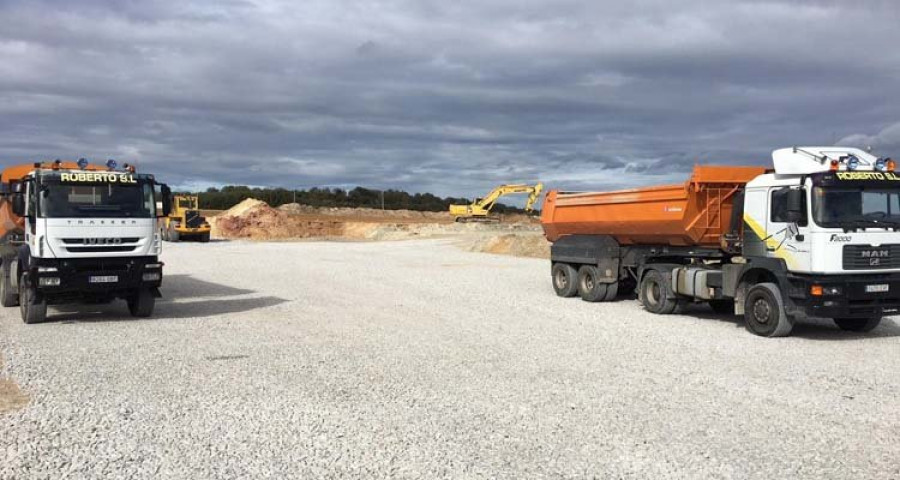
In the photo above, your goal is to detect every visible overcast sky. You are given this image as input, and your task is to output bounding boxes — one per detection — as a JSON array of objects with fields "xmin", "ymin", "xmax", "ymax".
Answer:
[{"xmin": 1, "ymin": 0, "xmax": 899, "ymax": 198}]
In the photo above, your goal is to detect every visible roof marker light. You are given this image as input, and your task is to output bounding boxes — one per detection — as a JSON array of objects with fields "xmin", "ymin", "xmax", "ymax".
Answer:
[
  {"xmin": 77, "ymin": 158, "xmax": 89, "ymax": 170},
  {"xmin": 106, "ymin": 159, "xmax": 117, "ymax": 170},
  {"xmin": 875, "ymin": 158, "xmax": 887, "ymax": 172},
  {"xmin": 830, "ymin": 159, "xmax": 840, "ymax": 171},
  {"xmin": 887, "ymin": 158, "xmax": 896, "ymax": 172},
  {"xmin": 846, "ymin": 155, "xmax": 860, "ymax": 171}
]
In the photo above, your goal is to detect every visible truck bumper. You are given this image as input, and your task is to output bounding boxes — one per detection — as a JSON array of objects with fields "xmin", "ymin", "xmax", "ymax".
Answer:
[
  {"xmin": 786, "ymin": 273, "xmax": 900, "ymax": 319},
  {"xmin": 28, "ymin": 256, "xmax": 163, "ymax": 303}
]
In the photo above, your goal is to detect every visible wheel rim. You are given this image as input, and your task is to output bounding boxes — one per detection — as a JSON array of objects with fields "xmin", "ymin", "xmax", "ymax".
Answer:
[
  {"xmin": 752, "ymin": 298, "xmax": 771, "ymax": 324},
  {"xmin": 555, "ymin": 270, "xmax": 567, "ymax": 289},
  {"xmin": 584, "ymin": 275, "xmax": 594, "ymax": 291}
]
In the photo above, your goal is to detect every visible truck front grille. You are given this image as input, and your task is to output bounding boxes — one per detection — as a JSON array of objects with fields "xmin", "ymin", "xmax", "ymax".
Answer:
[
  {"xmin": 65, "ymin": 246, "xmax": 137, "ymax": 253},
  {"xmin": 60, "ymin": 238, "xmax": 141, "ymax": 254},
  {"xmin": 842, "ymin": 244, "xmax": 900, "ymax": 270}
]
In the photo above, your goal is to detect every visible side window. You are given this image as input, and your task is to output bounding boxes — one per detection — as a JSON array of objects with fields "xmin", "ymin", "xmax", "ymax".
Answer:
[
  {"xmin": 25, "ymin": 180, "xmax": 36, "ymax": 217},
  {"xmin": 771, "ymin": 187, "xmax": 808, "ymax": 226}
]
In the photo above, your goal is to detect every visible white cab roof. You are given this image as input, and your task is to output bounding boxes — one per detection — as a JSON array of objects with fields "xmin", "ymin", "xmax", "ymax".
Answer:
[{"xmin": 772, "ymin": 146, "xmax": 879, "ymax": 175}]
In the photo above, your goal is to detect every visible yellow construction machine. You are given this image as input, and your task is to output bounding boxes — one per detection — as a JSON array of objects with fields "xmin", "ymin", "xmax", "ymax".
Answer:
[
  {"xmin": 449, "ymin": 183, "xmax": 544, "ymax": 222},
  {"xmin": 162, "ymin": 195, "xmax": 211, "ymax": 242}
]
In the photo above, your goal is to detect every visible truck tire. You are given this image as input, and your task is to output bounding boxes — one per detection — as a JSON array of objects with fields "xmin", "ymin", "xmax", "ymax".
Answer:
[
  {"xmin": 577, "ymin": 265, "xmax": 608, "ymax": 302},
  {"xmin": 169, "ymin": 228, "xmax": 180, "ymax": 242},
  {"xmin": 200, "ymin": 232, "xmax": 211, "ymax": 243},
  {"xmin": 744, "ymin": 282, "xmax": 793, "ymax": 337},
  {"xmin": 128, "ymin": 288, "xmax": 155, "ymax": 317},
  {"xmin": 603, "ymin": 281, "xmax": 618, "ymax": 301},
  {"xmin": 551, "ymin": 263, "xmax": 578, "ymax": 298},
  {"xmin": 833, "ymin": 317, "xmax": 882, "ymax": 333},
  {"xmin": 0, "ymin": 260, "xmax": 18, "ymax": 307},
  {"xmin": 640, "ymin": 269, "xmax": 679, "ymax": 314},
  {"xmin": 19, "ymin": 279, "xmax": 47, "ymax": 324},
  {"xmin": 709, "ymin": 299, "xmax": 734, "ymax": 315}
]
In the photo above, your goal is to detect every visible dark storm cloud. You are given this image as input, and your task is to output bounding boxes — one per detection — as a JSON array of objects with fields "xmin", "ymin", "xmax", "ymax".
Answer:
[{"xmin": 1, "ymin": 0, "xmax": 899, "ymax": 197}]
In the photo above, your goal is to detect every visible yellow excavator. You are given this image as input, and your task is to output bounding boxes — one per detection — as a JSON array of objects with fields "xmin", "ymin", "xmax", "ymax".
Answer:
[{"xmin": 449, "ymin": 183, "xmax": 544, "ymax": 222}]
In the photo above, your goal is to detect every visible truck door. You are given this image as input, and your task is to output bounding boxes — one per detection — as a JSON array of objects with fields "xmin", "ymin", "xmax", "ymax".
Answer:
[{"xmin": 765, "ymin": 186, "xmax": 811, "ymax": 272}]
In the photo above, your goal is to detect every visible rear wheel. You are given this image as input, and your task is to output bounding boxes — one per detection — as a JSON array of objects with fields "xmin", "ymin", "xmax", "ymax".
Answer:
[
  {"xmin": 640, "ymin": 269, "xmax": 679, "ymax": 314},
  {"xmin": 200, "ymin": 232, "xmax": 211, "ymax": 243},
  {"xmin": 744, "ymin": 282, "xmax": 793, "ymax": 337},
  {"xmin": 577, "ymin": 265, "xmax": 608, "ymax": 302},
  {"xmin": 19, "ymin": 278, "xmax": 47, "ymax": 324},
  {"xmin": 128, "ymin": 288, "xmax": 155, "ymax": 318},
  {"xmin": 833, "ymin": 317, "xmax": 882, "ymax": 333},
  {"xmin": 0, "ymin": 260, "xmax": 19, "ymax": 307},
  {"xmin": 551, "ymin": 263, "xmax": 578, "ymax": 298}
]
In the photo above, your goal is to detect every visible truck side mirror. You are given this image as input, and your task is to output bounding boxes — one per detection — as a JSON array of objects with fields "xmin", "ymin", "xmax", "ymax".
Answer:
[
  {"xmin": 785, "ymin": 188, "xmax": 804, "ymax": 223},
  {"xmin": 11, "ymin": 193, "xmax": 25, "ymax": 217},
  {"xmin": 160, "ymin": 184, "xmax": 173, "ymax": 217}
]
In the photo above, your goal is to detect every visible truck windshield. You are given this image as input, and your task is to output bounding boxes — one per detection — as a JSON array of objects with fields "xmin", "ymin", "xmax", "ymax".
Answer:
[
  {"xmin": 812, "ymin": 186, "xmax": 900, "ymax": 228},
  {"xmin": 39, "ymin": 179, "xmax": 156, "ymax": 218}
]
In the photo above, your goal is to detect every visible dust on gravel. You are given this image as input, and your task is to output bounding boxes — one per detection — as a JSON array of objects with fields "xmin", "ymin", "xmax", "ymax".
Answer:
[{"xmin": 0, "ymin": 355, "xmax": 28, "ymax": 414}]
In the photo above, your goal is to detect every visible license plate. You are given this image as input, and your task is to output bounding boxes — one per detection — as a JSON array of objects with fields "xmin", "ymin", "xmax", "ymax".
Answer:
[
  {"xmin": 865, "ymin": 284, "xmax": 889, "ymax": 293},
  {"xmin": 89, "ymin": 275, "xmax": 119, "ymax": 284}
]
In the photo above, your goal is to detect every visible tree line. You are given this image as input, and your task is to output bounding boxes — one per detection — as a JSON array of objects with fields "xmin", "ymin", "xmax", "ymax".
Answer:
[{"xmin": 188, "ymin": 186, "xmax": 529, "ymax": 213}]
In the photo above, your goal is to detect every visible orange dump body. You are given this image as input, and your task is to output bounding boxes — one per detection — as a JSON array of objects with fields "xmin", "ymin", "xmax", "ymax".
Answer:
[{"xmin": 541, "ymin": 166, "xmax": 767, "ymax": 247}]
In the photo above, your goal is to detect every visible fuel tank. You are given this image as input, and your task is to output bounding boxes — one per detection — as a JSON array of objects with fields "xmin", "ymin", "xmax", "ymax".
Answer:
[{"xmin": 541, "ymin": 166, "xmax": 767, "ymax": 247}]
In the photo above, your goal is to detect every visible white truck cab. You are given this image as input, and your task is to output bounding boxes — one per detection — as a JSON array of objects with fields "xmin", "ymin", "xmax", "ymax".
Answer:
[
  {"xmin": 738, "ymin": 146, "xmax": 900, "ymax": 330},
  {"xmin": 0, "ymin": 160, "xmax": 172, "ymax": 323}
]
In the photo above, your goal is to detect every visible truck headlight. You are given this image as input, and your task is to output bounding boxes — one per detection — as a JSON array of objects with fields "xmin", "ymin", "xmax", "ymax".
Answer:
[
  {"xmin": 142, "ymin": 272, "xmax": 161, "ymax": 282},
  {"xmin": 38, "ymin": 277, "xmax": 61, "ymax": 287},
  {"xmin": 811, "ymin": 285, "xmax": 842, "ymax": 296}
]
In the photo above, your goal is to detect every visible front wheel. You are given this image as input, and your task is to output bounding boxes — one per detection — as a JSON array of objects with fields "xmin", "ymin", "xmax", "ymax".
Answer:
[
  {"xmin": 744, "ymin": 282, "xmax": 793, "ymax": 337},
  {"xmin": 19, "ymin": 278, "xmax": 47, "ymax": 324},
  {"xmin": 833, "ymin": 317, "xmax": 882, "ymax": 333},
  {"xmin": 128, "ymin": 288, "xmax": 155, "ymax": 318}
]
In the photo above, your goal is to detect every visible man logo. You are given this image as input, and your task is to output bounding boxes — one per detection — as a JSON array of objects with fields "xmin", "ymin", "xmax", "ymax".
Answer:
[{"xmin": 860, "ymin": 250, "xmax": 890, "ymax": 258}]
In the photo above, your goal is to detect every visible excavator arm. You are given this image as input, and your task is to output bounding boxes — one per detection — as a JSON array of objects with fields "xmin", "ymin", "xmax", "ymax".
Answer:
[{"xmin": 450, "ymin": 182, "xmax": 544, "ymax": 222}]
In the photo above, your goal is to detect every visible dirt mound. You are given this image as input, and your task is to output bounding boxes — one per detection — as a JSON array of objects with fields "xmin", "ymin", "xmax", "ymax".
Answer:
[
  {"xmin": 222, "ymin": 198, "xmax": 269, "ymax": 217},
  {"xmin": 210, "ymin": 199, "xmax": 548, "ymax": 258},
  {"xmin": 459, "ymin": 233, "xmax": 549, "ymax": 259},
  {"xmin": 212, "ymin": 199, "xmax": 296, "ymax": 239},
  {"xmin": 277, "ymin": 203, "xmax": 450, "ymax": 222}
]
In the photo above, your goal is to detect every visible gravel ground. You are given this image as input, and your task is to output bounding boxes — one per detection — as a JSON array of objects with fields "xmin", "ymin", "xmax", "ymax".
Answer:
[{"xmin": 1, "ymin": 240, "xmax": 899, "ymax": 479}]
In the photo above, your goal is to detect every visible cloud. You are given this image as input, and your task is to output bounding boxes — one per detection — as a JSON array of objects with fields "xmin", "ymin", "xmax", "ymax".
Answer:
[
  {"xmin": 0, "ymin": 0, "xmax": 898, "ymax": 197},
  {"xmin": 839, "ymin": 122, "xmax": 900, "ymax": 155}
]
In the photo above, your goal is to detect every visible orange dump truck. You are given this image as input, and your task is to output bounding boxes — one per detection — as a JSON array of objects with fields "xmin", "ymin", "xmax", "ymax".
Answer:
[{"xmin": 541, "ymin": 147, "xmax": 900, "ymax": 337}]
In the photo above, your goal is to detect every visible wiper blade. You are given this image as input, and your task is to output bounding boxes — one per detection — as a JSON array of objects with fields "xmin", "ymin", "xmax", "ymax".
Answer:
[
  {"xmin": 75, "ymin": 205, "xmax": 122, "ymax": 211},
  {"xmin": 840, "ymin": 219, "xmax": 900, "ymax": 232}
]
